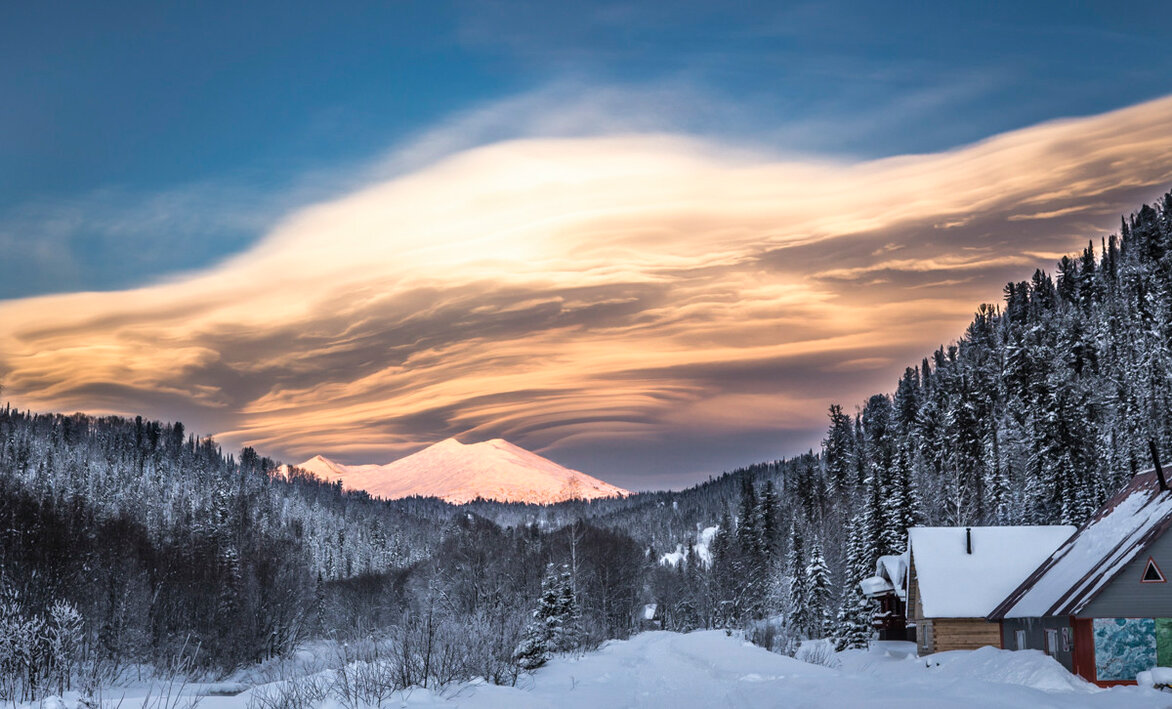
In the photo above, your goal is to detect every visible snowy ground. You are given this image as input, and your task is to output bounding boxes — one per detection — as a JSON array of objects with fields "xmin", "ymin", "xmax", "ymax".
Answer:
[{"xmin": 33, "ymin": 631, "xmax": 1172, "ymax": 709}]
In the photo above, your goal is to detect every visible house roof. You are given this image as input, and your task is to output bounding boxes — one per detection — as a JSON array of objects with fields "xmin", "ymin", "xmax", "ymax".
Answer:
[
  {"xmin": 909, "ymin": 525, "xmax": 1074, "ymax": 618},
  {"xmin": 860, "ymin": 551, "xmax": 909, "ymax": 600},
  {"xmin": 990, "ymin": 469, "xmax": 1172, "ymax": 619}
]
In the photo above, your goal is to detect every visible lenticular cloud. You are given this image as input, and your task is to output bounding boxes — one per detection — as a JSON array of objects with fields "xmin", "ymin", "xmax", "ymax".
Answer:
[{"xmin": 2, "ymin": 95, "xmax": 1172, "ymax": 471}]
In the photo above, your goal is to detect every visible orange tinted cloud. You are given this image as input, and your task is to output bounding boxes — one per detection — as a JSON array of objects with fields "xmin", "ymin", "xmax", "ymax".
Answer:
[{"xmin": 2, "ymin": 96, "xmax": 1172, "ymax": 487}]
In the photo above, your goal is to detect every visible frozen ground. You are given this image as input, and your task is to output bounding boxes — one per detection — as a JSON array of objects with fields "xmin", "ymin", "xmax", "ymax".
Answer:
[{"xmin": 31, "ymin": 631, "xmax": 1172, "ymax": 709}]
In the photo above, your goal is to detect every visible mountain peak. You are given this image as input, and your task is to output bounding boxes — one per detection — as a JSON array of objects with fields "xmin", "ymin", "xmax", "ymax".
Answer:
[{"xmin": 296, "ymin": 438, "xmax": 628, "ymax": 505}]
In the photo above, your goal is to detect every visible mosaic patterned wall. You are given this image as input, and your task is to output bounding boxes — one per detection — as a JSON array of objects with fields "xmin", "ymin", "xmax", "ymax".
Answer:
[{"xmin": 1093, "ymin": 618, "xmax": 1158, "ymax": 681}]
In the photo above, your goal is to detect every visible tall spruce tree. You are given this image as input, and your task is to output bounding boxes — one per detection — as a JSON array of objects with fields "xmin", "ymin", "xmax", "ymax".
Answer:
[{"xmin": 805, "ymin": 536, "xmax": 833, "ymax": 639}]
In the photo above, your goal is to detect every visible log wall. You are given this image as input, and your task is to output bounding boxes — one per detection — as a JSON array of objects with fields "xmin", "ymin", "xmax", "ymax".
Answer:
[{"xmin": 929, "ymin": 618, "xmax": 1002, "ymax": 651}]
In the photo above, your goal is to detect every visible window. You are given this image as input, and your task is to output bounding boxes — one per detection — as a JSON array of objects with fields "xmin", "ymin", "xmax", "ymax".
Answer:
[
  {"xmin": 1044, "ymin": 629, "xmax": 1058, "ymax": 656},
  {"xmin": 1015, "ymin": 629, "xmax": 1027, "ymax": 650},
  {"xmin": 1060, "ymin": 626, "xmax": 1071, "ymax": 652},
  {"xmin": 1142, "ymin": 557, "xmax": 1166, "ymax": 583}
]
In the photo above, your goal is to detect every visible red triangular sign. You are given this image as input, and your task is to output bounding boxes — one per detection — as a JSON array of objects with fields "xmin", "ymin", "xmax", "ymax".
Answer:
[{"xmin": 1143, "ymin": 558, "xmax": 1166, "ymax": 583}]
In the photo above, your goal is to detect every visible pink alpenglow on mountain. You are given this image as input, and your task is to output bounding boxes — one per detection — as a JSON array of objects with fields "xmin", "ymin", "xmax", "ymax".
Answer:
[{"xmin": 296, "ymin": 438, "xmax": 629, "ymax": 504}]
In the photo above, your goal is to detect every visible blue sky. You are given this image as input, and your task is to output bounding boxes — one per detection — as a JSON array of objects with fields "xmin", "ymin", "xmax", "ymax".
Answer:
[
  {"xmin": 4, "ymin": 1, "xmax": 1171, "ymax": 299},
  {"xmin": 3, "ymin": 2, "xmax": 1172, "ymax": 485}
]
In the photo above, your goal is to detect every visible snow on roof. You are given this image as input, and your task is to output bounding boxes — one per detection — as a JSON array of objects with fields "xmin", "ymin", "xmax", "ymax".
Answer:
[
  {"xmin": 879, "ymin": 553, "xmax": 909, "ymax": 600},
  {"xmin": 909, "ymin": 525, "xmax": 1074, "ymax": 618},
  {"xmin": 860, "ymin": 576, "xmax": 895, "ymax": 597},
  {"xmin": 861, "ymin": 552, "xmax": 909, "ymax": 599},
  {"xmin": 991, "ymin": 469, "xmax": 1172, "ymax": 619}
]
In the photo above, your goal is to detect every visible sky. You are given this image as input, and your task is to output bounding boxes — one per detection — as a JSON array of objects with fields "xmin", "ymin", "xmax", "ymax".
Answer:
[{"xmin": 2, "ymin": 2, "xmax": 1172, "ymax": 489}]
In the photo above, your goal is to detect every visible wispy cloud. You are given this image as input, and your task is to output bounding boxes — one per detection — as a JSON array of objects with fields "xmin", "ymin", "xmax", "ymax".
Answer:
[{"xmin": 2, "ymin": 94, "xmax": 1171, "ymax": 487}]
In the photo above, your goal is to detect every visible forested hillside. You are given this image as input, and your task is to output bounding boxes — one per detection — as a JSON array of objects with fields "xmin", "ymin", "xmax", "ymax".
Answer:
[
  {"xmin": 0, "ymin": 407, "xmax": 646, "ymax": 700},
  {"xmin": 484, "ymin": 190, "xmax": 1172, "ymax": 650},
  {"xmin": 624, "ymin": 190, "xmax": 1172, "ymax": 651}
]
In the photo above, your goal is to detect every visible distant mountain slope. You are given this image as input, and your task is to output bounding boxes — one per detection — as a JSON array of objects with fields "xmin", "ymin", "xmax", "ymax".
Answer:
[{"xmin": 297, "ymin": 438, "xmax": 629, "ymax": 504}]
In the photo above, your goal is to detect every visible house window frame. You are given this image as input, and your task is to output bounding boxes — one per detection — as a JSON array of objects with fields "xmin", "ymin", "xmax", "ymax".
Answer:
[
  {"xmin": 1141, "ymin": 556, "xmax": 1166, "ymax": 584},
  {"xmin": 1044, "ymin": 628, "xmax": 1058, "ymax": 656}
]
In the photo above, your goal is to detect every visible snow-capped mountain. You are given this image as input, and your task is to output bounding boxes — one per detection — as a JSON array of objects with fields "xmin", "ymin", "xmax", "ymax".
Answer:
[{"xmin": 296, "ymin": 438, "xmax": 629, "ymax": 505}]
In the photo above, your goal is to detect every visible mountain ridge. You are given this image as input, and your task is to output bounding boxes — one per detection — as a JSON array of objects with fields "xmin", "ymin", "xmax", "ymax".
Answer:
[{"xmin": 295, "ymin": 437, "xmax": 629, "ymax": 505}]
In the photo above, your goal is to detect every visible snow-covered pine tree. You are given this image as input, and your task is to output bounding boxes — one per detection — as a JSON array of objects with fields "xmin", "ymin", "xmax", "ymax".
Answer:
[
  {"xmin": 823, "ymin": 404, "xmax": 855, "ymax": 495},
  {"xmin": 758, "ymin": 481, "xmax": 780, "ymax": 560},
  {"xmin": 785, "ymin": 523, "xmax": 809, "ymax": 638},
  {"xmin": 883, "ymin": 443, "xmax": 920, "ymax": 552},
  {"xmin": 805, "ymin": 536, "xmax": 833, "ymax": 640},
  {"xmin": 736, "ymin": 477, "xmax": 760, "ymax": 557},
  {"xmin": 554, "ymin": 564, "xmax": 581, "ymax": 653},
  {"xmin": 514, "ymin": 563, "xmax": 563, "ymax": 670},
  {"xmin": 835, "ymin": 515, "xmax": 873, "ymax": 650},
  {"xmin": 512, "ymin": 617, "xmax": 550, "ymax": 671}
]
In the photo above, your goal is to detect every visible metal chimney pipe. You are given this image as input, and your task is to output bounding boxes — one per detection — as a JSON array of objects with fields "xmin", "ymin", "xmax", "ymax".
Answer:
[
  {"xmin": 965, "ymin": 527, "xmax": 972, "ymax": 554},
  {"xmin": 1151, "ymin": 439, "xmax": 1168, "ymax": 492}
]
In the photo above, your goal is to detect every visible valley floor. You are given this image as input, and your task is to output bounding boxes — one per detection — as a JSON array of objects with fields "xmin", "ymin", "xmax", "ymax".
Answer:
[{"xmin": 41, "ymin": 631, "xmax": 1172, "ymax": 709}]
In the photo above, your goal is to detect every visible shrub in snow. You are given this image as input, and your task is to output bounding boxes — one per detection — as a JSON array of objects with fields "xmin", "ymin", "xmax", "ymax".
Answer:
[
  {"xmin": 247, "ymin": 674, "xmax": 331, "ymax": 709},
  {"xmin": 47, "ymin": 600, "xmax": 85, "ymax": 695},
  {"xmin": 746, "ymin": 615, "xmax": 791, "ymax": 654},
  {"xmin": 795, "ymin": 639, "xmax": 841, "ymax": 669},
  {"xmin": 0, "ymin": 588, "xmax": 87, "ymax": 703}
]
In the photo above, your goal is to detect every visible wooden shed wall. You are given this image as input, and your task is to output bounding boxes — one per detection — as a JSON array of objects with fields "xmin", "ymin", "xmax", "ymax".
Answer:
[{"xmin": 929, "ymin": 618, "xmax": 1002, "ymax": 652}]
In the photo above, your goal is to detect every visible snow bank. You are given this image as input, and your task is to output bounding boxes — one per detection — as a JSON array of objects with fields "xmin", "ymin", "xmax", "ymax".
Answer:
[
  {"xmin": 925, "ymin": 647, "xmax": 1095, "ymax": 693},
  {"xmin": 1137, "ymin": 666, "xmax": 1172, "ymax": 688},
  {"xmin": 34, "ymin": 632, "xmax": 1172, "ymax": 709}
]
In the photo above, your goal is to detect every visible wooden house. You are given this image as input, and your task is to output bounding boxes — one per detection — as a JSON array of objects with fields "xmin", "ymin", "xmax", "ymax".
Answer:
[
  {"xmin": 989, "ymin": 467, "xmax": 1172, "ymax": 686},
  {"xmin": 859, "ymin": 552, "xmax": 912, "ymax": 641},
  {"xmin": 905, "ymin": 525, "xmax": 1073, "ymax": 655}
]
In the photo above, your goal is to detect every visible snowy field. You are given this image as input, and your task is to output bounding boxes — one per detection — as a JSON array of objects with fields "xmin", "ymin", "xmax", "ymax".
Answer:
[{"xmin": 32, "ymin": 631, "xmax": 1172, "ymax": 709}]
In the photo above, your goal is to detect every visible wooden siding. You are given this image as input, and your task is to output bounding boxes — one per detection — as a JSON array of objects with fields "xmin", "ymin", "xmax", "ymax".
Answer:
[
  {"xmin": 908, "ymin": 551, "xmax": 1001, "ymax": 653},
  {"xmin": 930, "ymin": 618, "xmax": 1002, "ymax": 651},
  {"xmin": 908, "ymin": 556, "xmax": 930, "ymax": 653}
]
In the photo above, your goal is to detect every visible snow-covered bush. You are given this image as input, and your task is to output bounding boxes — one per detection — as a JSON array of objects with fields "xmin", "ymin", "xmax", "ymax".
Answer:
[
  {"xmin": 247, "ymin": 674, "xmax": 331, "ymax": 709},
  {"xmin": 746, "ymin": 615, "xmax": 791, "ymax": 654},
  {"xmin": 795, "ymin": 639, "xmax": 841, "ymax": 669},
  {"xmin": 0, "ymin": 588, "xmax": 89, "ymax": 703},
  {"xmin": 47, "ymin": 600, "xmax": 85, "ymax": 695}
]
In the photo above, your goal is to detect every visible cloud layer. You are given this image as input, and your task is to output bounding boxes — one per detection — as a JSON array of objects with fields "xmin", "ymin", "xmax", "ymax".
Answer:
[{"xmin": 3, "ymin": 96, "xmax": 1172, "ymax": 488}]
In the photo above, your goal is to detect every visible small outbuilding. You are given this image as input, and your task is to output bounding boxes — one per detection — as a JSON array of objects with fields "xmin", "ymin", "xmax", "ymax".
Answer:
[
  {"xmin": 906, "ymin": 525, "xmax": 1074, "ymax": 654},
  {"xmin": 860, "ymin": 552, "xmax": 911, "ymax": 641},
  {"xmin": 989, "ymin": 468, "xmax": 1172, "ymax": 686}
]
